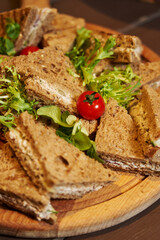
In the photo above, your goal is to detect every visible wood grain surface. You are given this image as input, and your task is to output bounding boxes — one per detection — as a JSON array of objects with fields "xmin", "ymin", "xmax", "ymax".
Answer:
[{"xmin": 0, "ymin": 21, "xmax": 159, "ymax": 238}]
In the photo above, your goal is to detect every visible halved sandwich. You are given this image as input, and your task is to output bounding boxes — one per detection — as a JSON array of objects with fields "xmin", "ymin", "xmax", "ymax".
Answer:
[
  {"xmin": 0, "ymin": 46, "xmax": 86, "ymax": 114},
  {"xmin": 90, "ymin": 30, "xmax": 143, "ymax": 63},
  {"xmin": 95, "ymin": 98, "xmax": 160, "ymax": 176},
  {"xmin": 0, "ymin": 7, "xmax": 57, "ymax": 54},
  {"xmin": 6, "ymin": 111, "xmax": 117, "ymax": 199},
  {"xmin": 0, "ymin": 142, "xmax": 56, "ymax": 223},
  {"xmin": 42, "ymin": 13, "xmax": 85, "ymax": 52},
  {"xmin": 129, "ymin": 84, "xmax": 160, "ymax": 160}
]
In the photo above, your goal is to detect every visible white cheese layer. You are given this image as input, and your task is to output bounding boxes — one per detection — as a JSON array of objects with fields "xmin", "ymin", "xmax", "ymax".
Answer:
[
  {"xmin": 34, "ymin": 78, "xmax": 73, "ymax": 104},
  {"xmin": 0, "ymin": 193, "xmax": 53, "ymax": 221}
]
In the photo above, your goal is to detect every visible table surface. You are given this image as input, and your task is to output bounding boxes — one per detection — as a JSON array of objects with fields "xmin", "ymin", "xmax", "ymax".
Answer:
[{"xmin": 0, "ymin": 0, "xmax": 160, "ymax": 240}]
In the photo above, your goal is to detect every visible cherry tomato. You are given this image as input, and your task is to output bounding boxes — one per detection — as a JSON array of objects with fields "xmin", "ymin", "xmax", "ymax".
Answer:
[
  {"xmin": 20, "ymin": 46, "xmax": 40, "ymax": 55},
  {"xmin": 77, "ymin": 91, "xmax": 105, "ymax": 120}
]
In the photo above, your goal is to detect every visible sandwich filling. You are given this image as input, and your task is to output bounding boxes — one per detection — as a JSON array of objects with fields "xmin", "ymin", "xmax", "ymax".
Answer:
[{"xmin": 0, "ymin": 193, "xmax": 54, "ymax": 221}]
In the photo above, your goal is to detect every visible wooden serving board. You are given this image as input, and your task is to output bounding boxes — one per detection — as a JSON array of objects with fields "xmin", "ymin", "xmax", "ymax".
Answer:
[{"xmin": 0, "ymin": 22, "xmax": 160, "ymax": 238}]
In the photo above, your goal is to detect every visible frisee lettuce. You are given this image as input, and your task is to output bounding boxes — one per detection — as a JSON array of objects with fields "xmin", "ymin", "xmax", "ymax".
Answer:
[
  {"xmin": 83, "ymin": 65, "xmax": 141, "ymax": 108},
  {"xmin": 37, "ymin": 105, "xmax": 104, "ymax": 163},
  {"xmin": 66, "ymin": 27, "xmax": 116, "ymax": 79},
  {"xmin": 67, "ymin": 27, "xmax": 141, "ymax": 108},
  {"xmin": 0, "ymin": 66, "xmax": 37, "ymax": 129}
]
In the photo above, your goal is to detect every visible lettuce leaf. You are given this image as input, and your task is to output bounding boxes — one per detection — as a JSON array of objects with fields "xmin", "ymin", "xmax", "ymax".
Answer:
[{"xmin": 37, "ymin": 105, "xmax": 103, "ymax": 163}]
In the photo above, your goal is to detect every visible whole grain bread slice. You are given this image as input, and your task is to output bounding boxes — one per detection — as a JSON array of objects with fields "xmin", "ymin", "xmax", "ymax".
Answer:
[
  {"xmin": 42, "ymin": 13, "xmax": 85, "ymax": 52},
  {"xmin": 129, "ymin": 84, "xmax": 160, "ymax": 159},
  {"xmin": 95, "ymin": 98, "xmax": 160, "ymax": 176},
  {"xmin": 0, "ymin": 46, "xmax": 86, "ymax": 114},
  {"xmin": 6, "ymin": 112, "xmax": 117, "ymax": 199},
  {"xmin": 51, "ymin": 13, "xmax": 85, "ymax": 31},
  {"xmin": 0, "ymin": 142, "xmax": 56, "ymax": 223}
]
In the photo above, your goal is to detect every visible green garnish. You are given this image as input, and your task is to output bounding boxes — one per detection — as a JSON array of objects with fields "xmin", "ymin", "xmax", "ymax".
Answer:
[
  {"xmin": 0, "ymin": 114, "xmax": 15, "ymax": 129},
  {"xmin": 66, "ymin": 27, "xmax": 116, "ymax": 79},
  {"xmin": 67, "ymin": 27, "xmax": 141, "ymax": 108},
  {"xmin": 37, "ymin": 105, "xmax": 103, "ymax": 163},
  {"xmin": 48, "ymin": 209, "xmax": 58, "ymax": 214},
  {"xmin": 6, "ymin": 18, "xmax": 20, "ymax": 40},
  {"xmin": 0, "ymin": 66, "xmax": 37, "ymax": 129},
  {"xmin": 83, "ymin": 65, "xmax": 141, "ymax": 108},
  {"xmin": 0, "ymin": 18, "xmax": 20, "ymax": 56}
]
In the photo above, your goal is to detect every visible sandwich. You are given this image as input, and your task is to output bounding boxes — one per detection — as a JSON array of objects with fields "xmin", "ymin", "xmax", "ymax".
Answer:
[
  {"xmin": 42, "ymin": 13, "xmax": 85, "ymax": 52},
  {"xmin": 90, "ymin": 30, "xmax": 143, "ymax": 63},
  {"xmin": 0, "ymin": 46, "xmax": 86, "ymax": 114},
  {"xmin": 129, "ymin": 84, "xmax": 160, "ymax": 159},
  {"xmin": 0, "ymin": 141, "xmax": 57, "ymax": 223},
  {"xmin": 6, "ymin": 111, "xmax": 117, "ymax": 199},
  {"xmin": 95, "ymin": 98, "xmax": 160, "ymax": 176},
  {"xmin": 0, "ymin": 7, "xmax": 57, "ymax": 54}
]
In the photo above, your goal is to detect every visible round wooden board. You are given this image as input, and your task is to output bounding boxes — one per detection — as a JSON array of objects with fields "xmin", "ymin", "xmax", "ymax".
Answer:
[{"xmin": 0, "ymin": 23, "xmax": 160, "ymax": 238}]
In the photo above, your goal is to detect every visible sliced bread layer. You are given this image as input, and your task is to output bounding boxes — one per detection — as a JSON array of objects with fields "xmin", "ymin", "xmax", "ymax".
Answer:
[
  {"xmin": 0, "ymin": 46, "xmax": 86, "ymax": 114},
  {"xmin": 0, "ymin": 142, "xmax": 56, "ymax": 223},
  {"xmin": 6, "ymin": 112, "xmax": 117, "ymax": 199},
  {"xmin": 129, "ymin": 84, "xmax": 160, "ymax": 158},
  {"xmin": 95, "ymin": 98, "xmax": 160, "ymax": 176}
]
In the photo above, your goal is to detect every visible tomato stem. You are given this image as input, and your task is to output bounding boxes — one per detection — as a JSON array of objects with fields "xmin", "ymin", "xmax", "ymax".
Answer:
[{"xmin": 83, "ymin": 92, "xmax": 99, "ymax": 105}]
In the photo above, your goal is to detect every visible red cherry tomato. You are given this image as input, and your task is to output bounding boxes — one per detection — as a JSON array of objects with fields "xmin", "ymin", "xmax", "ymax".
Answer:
[
  {"xmin": 77, "ymin": 91, "xmax": 105, "ymax": 120},
  {"xmin": 20, "ymin": 46, "xmax": 40, "ymax": 55}
]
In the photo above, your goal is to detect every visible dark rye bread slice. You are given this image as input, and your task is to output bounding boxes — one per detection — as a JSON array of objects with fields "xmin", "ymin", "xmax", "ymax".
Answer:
[
  {"xmin": 0, "ymin": 7, "xmax": 57, "ymax": 53},
  {"xmin": 42, "ymin": 30, "xmax": 77, "ymax": 53},
  {"xmin": 95, "ymin": 98, "xmax": 160, "ymax": 176},
  {"xmin": 0, "ymin": 142, "xmax": 56, "ymax": 223},
  {"xmin": 6, "ymin": 112, "xmax": 117, "ymax": 199},
  {"xmin": 0, "ymin": 46, "xmax": 86, "ymax": 114},
  {"xmin": 90, "ymin": 30, "xmax": 143, "ymax": 63},
  {"xmin": 129, "ymin": 85, "xmax": 160, "ymax": 159},
  {"xmin": 42, "ymin": 13, "xmax": 85, "ymax": 52}
]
